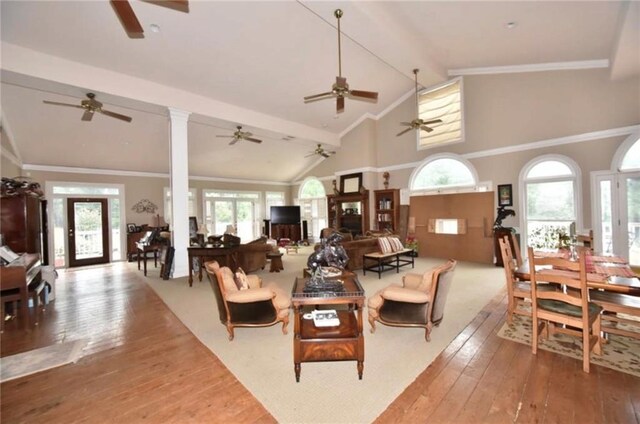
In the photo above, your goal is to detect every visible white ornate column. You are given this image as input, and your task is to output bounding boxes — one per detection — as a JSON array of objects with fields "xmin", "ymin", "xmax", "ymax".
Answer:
[{"xmin": 168, "ymin": 108, "xmax": 191, "ymax": 278}]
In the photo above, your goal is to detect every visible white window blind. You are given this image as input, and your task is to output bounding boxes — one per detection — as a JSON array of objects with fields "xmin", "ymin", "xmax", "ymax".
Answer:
[{"xmin": 418, "ymin": 77, "xmax": 463, "ymax": 149}]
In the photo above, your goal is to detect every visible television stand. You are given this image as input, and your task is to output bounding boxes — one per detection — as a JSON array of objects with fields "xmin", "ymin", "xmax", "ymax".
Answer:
[{"xmin": 271, "ymin": 223, "xmax": 301, "ymax": 243}]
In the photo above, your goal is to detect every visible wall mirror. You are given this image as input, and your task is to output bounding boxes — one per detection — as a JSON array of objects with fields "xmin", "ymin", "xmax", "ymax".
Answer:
[{"xmin": 340, "ymin": 172, "xmax": 362, "ymax": 194}]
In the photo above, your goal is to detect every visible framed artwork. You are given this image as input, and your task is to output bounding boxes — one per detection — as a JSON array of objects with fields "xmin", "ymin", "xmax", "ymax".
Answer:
[
  {"xmin": 127, "ymin": 223, "xmax": 137, "ymax": 233},
  {"xmin": 340, "ymin": 172, "xmax": 362, "ymax": 194},
  {"xmin": 189, "ymin": 216, "xmax": 198, "ymax": 239},
  {"xmin": 497, "ymin": 184, "xmax": 513, "ymax": 207}
]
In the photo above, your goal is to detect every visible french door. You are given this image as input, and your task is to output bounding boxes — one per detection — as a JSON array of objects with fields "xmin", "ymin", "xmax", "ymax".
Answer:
[
  {"xmin": 593, "ymin": 171, "xmax": 640, "ymax": 266},
  {"xmin": 205, "ymin": 198, "xmax": 257, "ymax": 242},
  {"xmin": 67, "ymin": 198, "xmax": 110, "ymax": 267}
]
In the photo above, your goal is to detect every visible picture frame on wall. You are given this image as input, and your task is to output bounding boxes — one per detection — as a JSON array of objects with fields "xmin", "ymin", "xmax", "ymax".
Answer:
[
  {"xmin": 497, "ymin": 184, "xmax": 513, "ymax": 207},
  {"xmin": 340, "ymin": 172, "xmax": 363, "ymax": 194}
]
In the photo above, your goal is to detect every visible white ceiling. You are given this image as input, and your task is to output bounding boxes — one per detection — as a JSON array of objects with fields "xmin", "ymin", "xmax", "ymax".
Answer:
[{"xmin": 1, "ymin": 1, "xmax": 638, "ymax": 183}]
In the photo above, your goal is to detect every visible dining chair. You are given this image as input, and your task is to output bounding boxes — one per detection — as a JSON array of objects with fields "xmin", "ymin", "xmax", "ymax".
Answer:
[
  {"xmin": 506, "ymin": 232, "xmax": 523, "ymax": 267},
  {"xmin": 499, "ymin": 237, "xmax": 531, "ymax": 324},
  {"xmin": 527, "ymin": 247, "xmax": 603, "ymax": 373}
]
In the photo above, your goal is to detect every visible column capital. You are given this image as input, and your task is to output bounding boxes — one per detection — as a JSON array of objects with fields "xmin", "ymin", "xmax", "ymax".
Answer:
[{"xmin": 168, "ymin": 108, "xmax": 191, "ymax": 122}]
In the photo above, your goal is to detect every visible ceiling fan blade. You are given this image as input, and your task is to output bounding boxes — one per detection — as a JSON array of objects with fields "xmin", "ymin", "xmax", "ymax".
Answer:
[
  {"xmin": 420, "ymin": 126, "xmax": 434, "ymax": 133},
  {"xmin": 110, "ymin": 0, "xmax": 144, "ymax": 38},
  {"xmin": 321, "ymin": 152, "xmax": 330, "ymax": 158},
  {"xmin": 304, "ymin": 92, "xmax": 335, "ymax": 103},
  {"xmin": 304, "ymin": 152, "xmax": 317, "ymax": 158},
  {"xmin": 81, "ymin": 110, "xmax": 94, "ymax": 122},
  {"xmin": 399, "ymin": 122, "xmax": 413, "ymax": 126},
  {"xmin": 336, "ymin": 96, "xmax": 345, "ymax": 113},
  {"xmin": 143, "ymin": 0, "xmax": 189, "ymax": 13},
  {"xmin": 350, "ymin": 90, "xmax": 378, "ymax": 101},
  {"xmin": 43, "ymin": 100, "xmax": 84, "ymax": 109},
  {"xmin": 245, "ymin": 137, "xmax": 262, "ymax": 144},
  {"xmin": 422, "ymin": 119, "xmax": 443, "ymax": 125},
  {"xmin": 216, "ymin": 135, "xmax": 233, "ymax": 138},
  {"xmin": 396, "ymin": 127, "xmax": 413, "ymax": 137},
  {"xmin": 100, "ymin": 109, "xmax": 133, "ymax": 122},
  {"xmin": 229, "ymin": 138, "xmax": 239, "ymax": 146}
]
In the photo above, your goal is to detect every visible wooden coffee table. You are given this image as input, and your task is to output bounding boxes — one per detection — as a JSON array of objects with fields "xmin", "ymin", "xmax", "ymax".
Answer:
[{"xmin": 290, "ymin": 273, "xmax": 365, "ymax": 382}]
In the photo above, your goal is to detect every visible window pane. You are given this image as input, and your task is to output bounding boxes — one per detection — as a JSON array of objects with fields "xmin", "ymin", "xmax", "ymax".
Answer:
[
  {"xmin": 526, "ymin": 181, "xmax": 575, "ymax": 220},
  {"xmin": 621, "ymin": 139, "xmax": 640, "ymax": 170},
  {"xmin": 53, "ymin": 186, "xmax": 119, "ymax": 195},
  {"xmin": 412, "ymin": 158, "xmax": 474, "ymax": 190},
  {"xmin": 600, "ymin": 180, "xmax": 613, "ymax": 254},
  {"xmin": 300, "ymin": 179, "xmax": 326, "ymax": 198},
  {"xmin": 527, "ymin": 161, "xmax": 572, "ymax": 178}
]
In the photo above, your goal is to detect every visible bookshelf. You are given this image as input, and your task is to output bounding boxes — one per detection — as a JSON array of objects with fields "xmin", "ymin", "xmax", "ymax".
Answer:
[{"xmin": 373, "ymin": 189, "xmax": 399, "ymax": 232}]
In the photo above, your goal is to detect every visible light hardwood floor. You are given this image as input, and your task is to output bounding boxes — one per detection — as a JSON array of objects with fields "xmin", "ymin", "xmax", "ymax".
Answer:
[{"xmin": 1, "ymin": 263, "xmax": 639, "ymax": 423}]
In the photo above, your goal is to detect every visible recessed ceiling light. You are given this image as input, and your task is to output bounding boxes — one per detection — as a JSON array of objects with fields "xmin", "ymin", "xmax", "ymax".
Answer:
[
  {"xmin": 505, "ymin": 22, "xmax": 517, "ymax": 29},
  {"xmin": 150, "ymin": 24, "xmax": 161, "ymax": 33}
]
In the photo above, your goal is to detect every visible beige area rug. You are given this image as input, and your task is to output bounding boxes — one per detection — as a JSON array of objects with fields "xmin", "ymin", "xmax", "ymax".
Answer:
[
  {"xmin": 144, "ymin": 247, "xmax": 505, "ymax": 424},
  {"xmin": 0, "ymin": 339, "xmax": 88, "ymax": 383},
  {"xmin": 498, "ymin": 314, "xmax": 640, "ymax": 377}
]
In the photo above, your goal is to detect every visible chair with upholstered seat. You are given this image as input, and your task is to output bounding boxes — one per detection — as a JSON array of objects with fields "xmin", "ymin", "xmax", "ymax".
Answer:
[
  {"xmin": 204, "ymin": 260, "xmax": 291, "ymax": 340},
  {"xmin": 527, "ymin": 247, "xmax": 602, "ymax": 373},
  {"xmin": 367, "ymin": 259, "xmax": 456, "ymax": 341}
]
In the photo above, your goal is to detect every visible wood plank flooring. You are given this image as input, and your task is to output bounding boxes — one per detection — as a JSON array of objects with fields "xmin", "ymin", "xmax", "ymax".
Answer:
[{"xmin": 1, "ymin": 263, "xmax": 639, "ymax": 423}]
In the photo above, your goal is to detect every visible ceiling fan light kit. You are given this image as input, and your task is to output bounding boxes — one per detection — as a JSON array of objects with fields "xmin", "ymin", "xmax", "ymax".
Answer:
[
  {"xmin": 305, "ymin": 143, "xmax": 335, "ymax": 158},
  {"xmin": 303, "ymin": 9, "xmax": 378, "ymax": 114},
  {"xmin": 396, "ymin": 68, "xmax": 442, "ymax": 137}
]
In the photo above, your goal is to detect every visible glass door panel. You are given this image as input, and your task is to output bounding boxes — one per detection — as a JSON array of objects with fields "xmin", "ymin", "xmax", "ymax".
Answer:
[
  {"xmin": 599, "ymin": 179, "xmax": 613, "ymax": 255},
  {"xmin": 214, "ymin": 200, "xmax": 234, "ymax": 236},
  {"xmin": 67, "ymin": 198, "xmax": 109, "ymax": 267},
  {"xmin": 623, "ymin": 174, "xmax": 640, "ymax": 266},
  {"xmin": 236, "ymin": 200, "xmax": 254, "ymax": 242}
]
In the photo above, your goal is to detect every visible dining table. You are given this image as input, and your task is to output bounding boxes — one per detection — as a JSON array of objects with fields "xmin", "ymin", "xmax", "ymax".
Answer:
[{"xmin": 514, "ymin": 251, "xmax": 640, "ymax": 296}]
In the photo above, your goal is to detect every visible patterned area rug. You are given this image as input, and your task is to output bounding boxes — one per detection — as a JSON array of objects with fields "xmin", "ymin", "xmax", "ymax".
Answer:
[
  {"xmin": 498, "ymin": 315, "xmax": 640, "ymax": 377},
  {"xmin": 0, "ymin": 339, "xmax": 87, "ymax": 383}
]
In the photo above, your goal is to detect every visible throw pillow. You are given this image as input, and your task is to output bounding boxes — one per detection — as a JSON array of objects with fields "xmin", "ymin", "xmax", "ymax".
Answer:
[
  {"xmin": 388, "ymin": 236, "xmax": 404, "ymax": 252},
  {"xmin": 234, "ymin": 267, "xmax": 250, "ymax": 290},
  {"xmin": 378, "ymin": 237, "xmax": 393, "ymax": 254}
]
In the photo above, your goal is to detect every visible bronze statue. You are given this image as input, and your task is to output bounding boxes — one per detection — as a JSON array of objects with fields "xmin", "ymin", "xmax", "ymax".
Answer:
[{"xmin": 494, "ymin": 206, "xmax": 515, "ymax": 229}]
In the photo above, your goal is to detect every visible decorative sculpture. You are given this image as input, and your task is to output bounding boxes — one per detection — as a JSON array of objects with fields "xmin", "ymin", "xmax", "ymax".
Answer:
[
  {"xmin": 306, "ymin": 231, "xmax": 350, "ymax": 273},
  {"xmin": 131, "ymin": 199, "xmax": 159, "ymax": 214},
  {"xmin": 493, "ymin": 206, "xmax": 516, "ymax": 229},
  {"xmin": 383, "ymin": 171, "xmax": 390, "ymax": 189}
]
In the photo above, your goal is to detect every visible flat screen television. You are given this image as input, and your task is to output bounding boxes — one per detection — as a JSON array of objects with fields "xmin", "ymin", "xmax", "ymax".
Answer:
[{"xmin": 270, "ymin": 206, "xmax": 301, "ymax": 224}]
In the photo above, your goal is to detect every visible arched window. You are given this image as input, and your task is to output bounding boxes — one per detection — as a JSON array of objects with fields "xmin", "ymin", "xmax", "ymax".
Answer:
[
  {"xmin": 299, "ymin": 178, "xmax": 326, "ymax": 199},
  {"xmin": 297, "ymin": 177, "xmax": 327, "ymax": 243},
  {"xmin": 620, "ymin": 138, "xmax": 640, "ymax": 171},
  {"xmin": 520, "ymin": 155, "xmax": 581, "ymax": 249},
  {"xmin": 410, "ymin": 154, "xmax": 477, "ymax": 192}
]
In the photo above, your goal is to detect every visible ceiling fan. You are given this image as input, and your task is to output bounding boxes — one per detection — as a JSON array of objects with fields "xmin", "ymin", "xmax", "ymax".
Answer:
[
  {"xmin": 397, "ymin": 69, "xmax": 442, "ymax": 137},
  {"xmin": 303, "ymin": 9, "xmax": 378, "ymax": 114},
  {"xmin": 216, "ymin": 126, "xmax": 262, "ymax": 145},
  {"xmin": 305, "ymin": 144, "xmax": 336, "ymax": 158},
  {"xmin": 43, "ymin": 93, "xmax": 133, "ymax": 122},
  {"xmin": 110, "ymin": 0, "xmax": 189, "ymax": 38}
]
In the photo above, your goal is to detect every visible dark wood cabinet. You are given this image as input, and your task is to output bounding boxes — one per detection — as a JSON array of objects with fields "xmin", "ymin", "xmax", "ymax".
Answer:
[
  {"xmin": 0, "ymin": 194, "xmax": 48, "ymax": 265},
  {"xmin": 326, "ymin": 191, "xmax": 370, "ymax": 236},
  {"xmin": 373, "ymin": 189, "xmax": 399, "ymax": 232},
  {"xmin": 271, "ymin": 223, "xmax": 302, "ymax": 242}
]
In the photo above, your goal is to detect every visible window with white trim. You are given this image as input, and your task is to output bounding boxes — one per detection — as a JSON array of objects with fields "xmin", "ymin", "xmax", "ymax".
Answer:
[
  {"xmin": 410, "ymin": 155, "xmax": 478, "ymax": 193},
  {"xmin": 265, "ymin": 192, "xmax": 285, "ymax": 219},
  {"xmin": 418, "ymin": 77, "xmax": 464, "ymax": 149},
  {"xmin": 521, "ymin": 156, "xmax": 580, "ymax": 249},
  {"xmin": 621, "ymin": 138, "xmax": 640, "ymax": 171},
  {"xmin": 298, "ymin": 178, "xmax": 327, "ymax": 243}
]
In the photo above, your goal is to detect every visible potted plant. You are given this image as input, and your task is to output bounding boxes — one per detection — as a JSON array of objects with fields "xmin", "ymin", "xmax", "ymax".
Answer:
[{"xmin": 405, "ymin": 235, "xmax": 419, "ymax": 256}]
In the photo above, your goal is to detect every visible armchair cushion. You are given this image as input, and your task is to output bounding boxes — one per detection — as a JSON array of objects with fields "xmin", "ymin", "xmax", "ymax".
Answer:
[
  {"xmin": 226, "ymin": 287, "xmax": 274, "ymax": 303},
  {"xmin": 402, "ymin": 270, "xmax": 434, "ymax": 292},
  {"xmin": 246, "ymin": 274, "xmax": 262, "ymax": 289},
  {"xmin": 382, "ymin": 285, "xmax": 430, "ymax": 304},
  {"xmin": 220, "ymin": 267, "xmax": 239, "ymax": 293}
]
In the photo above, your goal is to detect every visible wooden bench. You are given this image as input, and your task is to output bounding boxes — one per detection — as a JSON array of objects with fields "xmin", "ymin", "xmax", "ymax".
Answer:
[
  {"xmin": 590, "ymin": 289, "xmax": 640, "ymax": 340},
  {"xmin": 362, "ymin": 249, "xmax": 415, "ymax": 279}
]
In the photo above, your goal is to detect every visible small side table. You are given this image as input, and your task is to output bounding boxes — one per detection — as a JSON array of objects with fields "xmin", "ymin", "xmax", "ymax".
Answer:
[
  {"xmin": 285, "ymin": 244, "xmax": 299, "ymax": 255},
  {"xmin": 267, "ymin": 252, "xmax": 284, "ymax": 273}
]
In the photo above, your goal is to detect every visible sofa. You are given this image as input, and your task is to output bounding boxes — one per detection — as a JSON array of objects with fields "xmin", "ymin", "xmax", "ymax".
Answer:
[
  {"xmin": 342, "ymin": 237, "xmax": 382, "ymax": 271},
  {"xmin": 236, "ymin": 236, "xmax": 275, "ymax": 273}
]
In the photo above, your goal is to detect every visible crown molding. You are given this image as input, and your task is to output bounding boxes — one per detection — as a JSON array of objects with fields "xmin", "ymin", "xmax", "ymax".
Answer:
[
  {"xmin": 0, "ymin": 116, "xmax": 23, "ymax": 163},
  {"xmin": 0, "ymin": 146, "xmax": 22, "ymax": 168},
  {"xmin": 462, "ymin": 124, "xmax": 639, "ymax": 160},
  {"xmin": 448, "ymin": 59, "xmax": 610, "ymax": 76}
]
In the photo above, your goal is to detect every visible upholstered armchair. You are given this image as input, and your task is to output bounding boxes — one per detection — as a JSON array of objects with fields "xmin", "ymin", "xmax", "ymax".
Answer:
[
  {"xmin": 204, "ymin": 260, "xmax": 291, "ymax": 341},
  {"xmin": 236, "ymin": 236, "xmax": 274, "ymax": 273},
  {"xmin": 367, "ymin": 259, "xmax": 457, "ymax": 341}
]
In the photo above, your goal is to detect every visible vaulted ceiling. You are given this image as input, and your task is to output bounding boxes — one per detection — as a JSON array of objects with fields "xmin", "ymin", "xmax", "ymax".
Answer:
[{"xmin": 1, "ymin": 1, "xmax": 638, "ymax": 183}]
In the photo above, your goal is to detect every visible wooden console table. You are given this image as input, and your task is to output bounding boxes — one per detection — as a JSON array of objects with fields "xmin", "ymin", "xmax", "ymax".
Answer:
[
  {"xmin": 188, "ymin": 245, "xmax": 239, "ymax": 287},
  {"xmin": 291, "ymin": 273, "xmax": 365, "ymax": 382}
]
